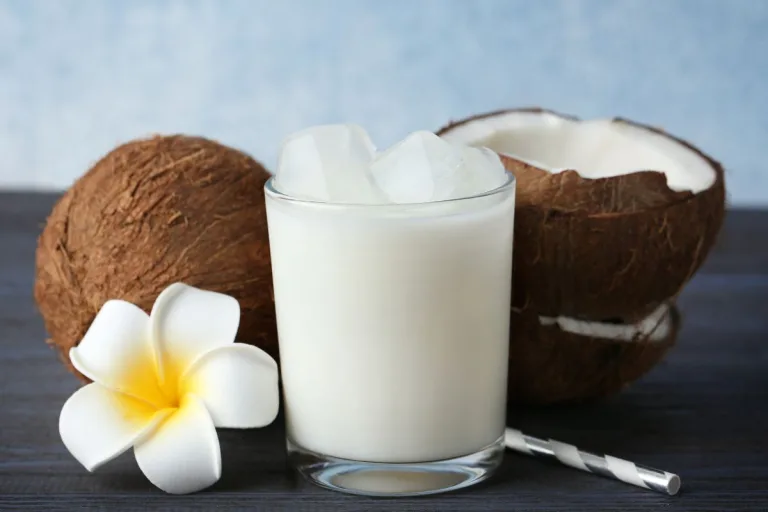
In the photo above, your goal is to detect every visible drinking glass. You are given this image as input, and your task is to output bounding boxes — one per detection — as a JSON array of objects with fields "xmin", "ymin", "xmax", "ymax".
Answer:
[{"xmin": 264, "ymin": 173, "xmax": 516, "ymax": 496}]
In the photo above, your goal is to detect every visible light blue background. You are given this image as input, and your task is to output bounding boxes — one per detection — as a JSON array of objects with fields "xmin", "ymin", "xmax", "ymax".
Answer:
[{"xmin": 0, "ymin": 0, "xmax": 766, "ymax": 205}]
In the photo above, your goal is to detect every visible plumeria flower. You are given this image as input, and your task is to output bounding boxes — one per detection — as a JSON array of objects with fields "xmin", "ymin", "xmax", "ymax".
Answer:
[{"xmin": 59, "ymin": 283, "xmax": 280, "ymax": 494}]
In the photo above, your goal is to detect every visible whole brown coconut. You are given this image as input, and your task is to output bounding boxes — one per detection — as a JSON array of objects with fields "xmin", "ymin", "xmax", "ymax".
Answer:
[
  {"xmin": 438, "ymin": 108, "xmax": 726, "ymax": 320},
  {"xmin": 35, "ymin": 135, "xmax": 276, "ymax": 381},
  {"xmin": 508, "ymin": 303, "xmax": 680, "ymax": 404}
]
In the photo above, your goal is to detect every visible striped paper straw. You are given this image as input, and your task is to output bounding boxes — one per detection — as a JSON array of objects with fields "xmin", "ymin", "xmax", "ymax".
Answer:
[{"xmin": 504, "ymin": 428, "xmax": 681, "ymax": 495}]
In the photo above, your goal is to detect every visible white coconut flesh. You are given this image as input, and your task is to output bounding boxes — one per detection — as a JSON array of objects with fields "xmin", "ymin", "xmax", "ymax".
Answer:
[
  {"xmin": 535, "ymin": 303, "xmax": 672, "ymax": 343},
  {"xmin": 440, "ymin": 111, "xmax": 716, "ymax": 194}
]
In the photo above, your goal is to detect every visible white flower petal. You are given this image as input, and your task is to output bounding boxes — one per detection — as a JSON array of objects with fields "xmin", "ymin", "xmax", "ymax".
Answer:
[
  {"xmin": 70, "ymin": 300, "xmax": 166, "ymax": 408},
  {"xmin": 60, "ymin": 383, "xmax": 171, "ymax": 472},
  {"xmin": 182, "ymin": 344, "xmax": 279, "ymax": 428},
  {"xmin": 150, "ymin": 283, "xmax": 240, "ymax": 383},
  {"xmin": 134, "ymin": 394, "xmax": 221, "ymax": 495}
]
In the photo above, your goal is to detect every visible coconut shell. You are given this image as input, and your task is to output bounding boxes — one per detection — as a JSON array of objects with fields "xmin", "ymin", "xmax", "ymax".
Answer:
[
  {"xmin": 34, "ymin": 135, "xmax": 276, "ymax": 381},
  {"xmin": 438, "ymin": 108, "xmax": 726, "ymax": 319},
  {"xmin": 508, "ymin": 305, "xmax": 680, "ymax": 404}
]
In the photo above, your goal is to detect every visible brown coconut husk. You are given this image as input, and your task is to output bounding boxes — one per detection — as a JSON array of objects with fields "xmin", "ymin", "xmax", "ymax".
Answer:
[
  {"xmin": 438, "ymin": 108, "xmax": 726, "ymax": 319},
  {"xmin": 34, "ymin": 135, "xmax": 277, "ymax": 381},
  {"xmin": 508, "ymin": 304, "xmax": 680, "ymax": 404}
]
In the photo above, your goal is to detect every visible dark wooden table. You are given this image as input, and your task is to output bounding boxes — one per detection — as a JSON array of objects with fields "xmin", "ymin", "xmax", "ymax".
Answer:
[{"xmin": 1, "ymin": 192, "xmax": 766, "ymax": 511}]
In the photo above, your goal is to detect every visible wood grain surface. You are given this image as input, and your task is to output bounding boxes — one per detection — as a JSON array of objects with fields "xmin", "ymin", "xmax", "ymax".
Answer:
[{"xmin": 1, "ymin": 192, "xmax": 766, "ymax": 511}]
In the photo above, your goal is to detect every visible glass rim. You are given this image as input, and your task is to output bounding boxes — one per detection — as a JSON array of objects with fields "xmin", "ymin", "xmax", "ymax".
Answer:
[{"xmin": 264, "ymin": 171, "xmax": 516, "ymax": 209}]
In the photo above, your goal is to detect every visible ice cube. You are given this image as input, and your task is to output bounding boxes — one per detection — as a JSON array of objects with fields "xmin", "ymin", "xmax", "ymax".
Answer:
[
  {"xmin": 275, "ymin": 124, "xmax": 385, "ymax": 204},
  {"xmin": 369, "ymin": 131, "xmax": 461, "ymax": 203},
  {"xmin": 370, "ymin": 131, "xmax": 507, "ymax": 203},
  {"xmin": 458, "ymin": 145, "xmax": 509, "ymax": 196}
]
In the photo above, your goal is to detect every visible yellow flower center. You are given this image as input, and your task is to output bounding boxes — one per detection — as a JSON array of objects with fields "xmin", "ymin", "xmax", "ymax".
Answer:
[{"xmin": 117, "ymin": 352, "xmax": 192, "ymax": 413}]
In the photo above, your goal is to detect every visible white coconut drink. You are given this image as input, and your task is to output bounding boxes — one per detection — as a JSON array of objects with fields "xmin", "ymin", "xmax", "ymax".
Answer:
[{"xmin": 438, "ymin": 108, "xmax": 726, "ymax": 404}]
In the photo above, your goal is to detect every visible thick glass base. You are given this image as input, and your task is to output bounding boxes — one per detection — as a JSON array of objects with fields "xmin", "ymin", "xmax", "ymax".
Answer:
[{"xmin": 287, "ymin": 435, "xmax": 505, "ymax": 497}]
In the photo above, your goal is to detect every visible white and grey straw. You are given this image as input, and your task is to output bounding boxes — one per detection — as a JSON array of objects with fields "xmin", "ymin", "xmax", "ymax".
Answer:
[{"xmin": 504, "ymin": 428, "xmax": 681, "ymax": 496}]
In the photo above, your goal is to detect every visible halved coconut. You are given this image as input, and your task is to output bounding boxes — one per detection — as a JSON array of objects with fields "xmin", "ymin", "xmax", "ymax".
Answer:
[
  {"xmin": 438, "ymin": 108, "xmax": 726, "ymax": 319},
  {"xmin": 507, "ymin": 302, "xmax": 679, "ymax": 404}
]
